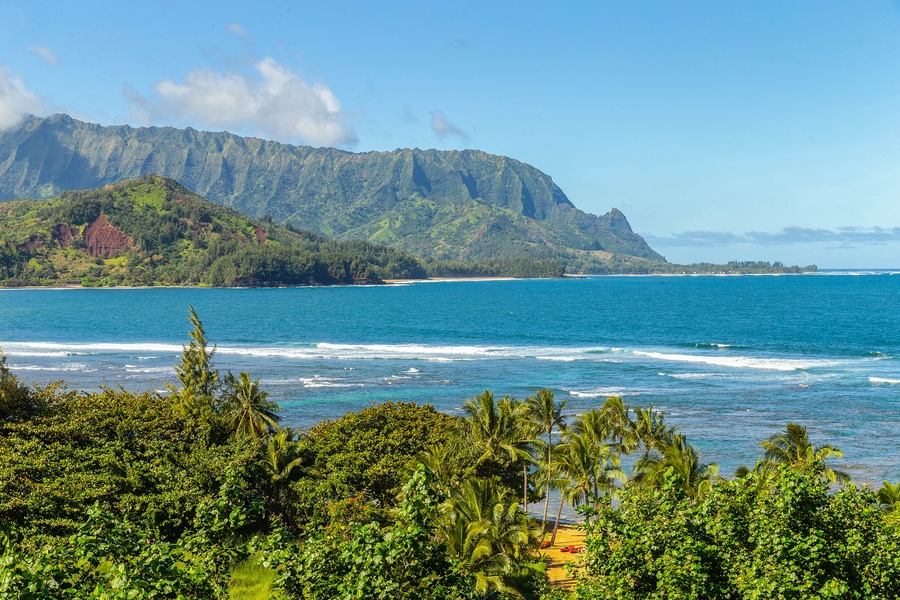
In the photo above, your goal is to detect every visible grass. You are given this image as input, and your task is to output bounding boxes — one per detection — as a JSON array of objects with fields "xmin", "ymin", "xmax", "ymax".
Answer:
[{"xmin": 229, "ymin": 555, "xmax": 278, "ymax": 600}]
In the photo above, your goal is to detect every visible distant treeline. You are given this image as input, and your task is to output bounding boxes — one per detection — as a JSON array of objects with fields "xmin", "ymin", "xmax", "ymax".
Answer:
[
  {"xmin": 424, "ymin": 257, "xmax": 565, "ymax": 279},
  {"xmin": 563, "ymin": 254, "xmax": 817, "ymax": 275}
]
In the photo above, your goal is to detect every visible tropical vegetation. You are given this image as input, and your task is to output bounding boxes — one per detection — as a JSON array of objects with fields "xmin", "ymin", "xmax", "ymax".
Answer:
[{"xmin": 0, "ymin": 309, "xmax": 895, "ymax": 598}]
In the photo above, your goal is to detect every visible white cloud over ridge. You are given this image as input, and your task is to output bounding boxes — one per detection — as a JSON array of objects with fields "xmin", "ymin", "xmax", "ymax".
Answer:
[
  {"xmin": 646, "ymin": 226, "xmax": 900, "ymax": 248},
  {"xmin": 0, "ymin": 66, "xmax": 42, "ymax": 131},
  {"xmin": 142, "ymin": 57, "xmax": 356, "ymax": 147},
  {"xmin": 431, "ymin": 111, "xmax": 469, "ymax": 140}
]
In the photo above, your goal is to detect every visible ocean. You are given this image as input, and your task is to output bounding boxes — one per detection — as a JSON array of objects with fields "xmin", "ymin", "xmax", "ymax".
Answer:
[{"xmin": 1, "ymin": 273, "xmax": 898, "ymax": 486}]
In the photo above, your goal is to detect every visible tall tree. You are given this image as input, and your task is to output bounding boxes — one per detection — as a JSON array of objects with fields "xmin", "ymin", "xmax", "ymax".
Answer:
[
  {"xmin": 555, "ymin": 430, "xmax": 623, "ymax": 522},
  {"xmin": 525, "ymin": 388, "xmax": 568, "ymax": 537},
  {"xmin": 630, "ymin": 405, "xmax": 676, "ymax": 460},
  {"xmin": 172, "ymin": 305, "xmax": 219, "ymax": 422},
  {"xmin": 507, "ymin": 397, "xmax": 541, "ymax": 510},
  {"xmin": 221, "ymin": 372, "xmax": 281, "ymax": 439},
  {"xmin": 599, "ymin": 396, "xmax": 634, "ymax": 456}
]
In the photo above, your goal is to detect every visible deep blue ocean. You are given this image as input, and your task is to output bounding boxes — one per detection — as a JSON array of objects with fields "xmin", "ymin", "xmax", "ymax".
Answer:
[{"xmin": 1, "ymin": 274, "xmax": 899, "ymax": 486}]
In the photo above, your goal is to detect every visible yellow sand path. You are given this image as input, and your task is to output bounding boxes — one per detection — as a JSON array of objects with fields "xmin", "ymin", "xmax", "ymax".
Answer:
[{"xmin": 540, "ymin": 524, "xmax": 586, "ymax": 590}]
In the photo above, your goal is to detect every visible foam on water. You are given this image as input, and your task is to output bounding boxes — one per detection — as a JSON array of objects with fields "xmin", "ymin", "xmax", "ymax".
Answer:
[
  {"xmin": 633, "ymin": 350, "xmax": 839, "ymax": 372},
  {"xmin": 297, "ymin": 377, "xmax": 366, "ymax": 389},
  {"xmin": 870, "ymin": 377, "xmax": 900, "ymax": 385},
  {"xmin": 569, "ymin": 386, "xmax": 640, "ymax": 398},
  {"xmin": 1, "ymin": 341, "xmax": 183, "ymax": 355}
]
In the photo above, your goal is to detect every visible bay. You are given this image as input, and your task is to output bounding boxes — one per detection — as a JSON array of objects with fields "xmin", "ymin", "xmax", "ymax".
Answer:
[{"xmin": 1, "ymin": 274, "xmax": 899, "ymax": 485}]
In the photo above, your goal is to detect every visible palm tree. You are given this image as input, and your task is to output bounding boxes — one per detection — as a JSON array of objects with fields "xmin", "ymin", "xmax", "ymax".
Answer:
[
  {"xmin": 630, "ymin": 405, "xmax": 677, "ymax": 460},
  {"xmin": 260, "ymin": 428, "xmax": 304, "ymax": 521},
  {"xmin": 221, "ymin": 372, "xmax": 281, "ymax": 438},
  {"xmin": 507, "ymin": 397, "xmax": 542, "ymax": 510},
  {"xmin": 462, "ymin": 391, "xmax": 525, "ymax": 471},
  {"xmin": 555, "ymin": 431, "xmax": 624, "ymax": 514},
  {"xmin": 634, "ymin": 434, "xmax": 717, "ymax": 500},
  {"xmin": 440, "ymin": 477, "xmax": 534, "ymax": 597},
  {"xmin": 599, "ymin": 396, "xmax": 634, "ymax": 456},
  {"xmin": 876, "ymin": 481, "xmax": 900, "ymax": 512},
  {"xmin": 547, "ymin": 463, "xmax": 574, "ymax": 547},
  {"xmin": 419, "ymin": 440, "xmax": 470, "ymax": 493},
  {"xmin": 761, "ymin": 422, "xmax": 850, "ymax": 485},
  {"xmin": 569, "ymin": 408, "xmax": 609, "ymax": 445},
  {"xmin": 525, "ymin": 388, "xmax": 568, "ymax": 537},
  {"xmin": 261, "ymin": 428, "xmax": 304, "ymax": 485}
]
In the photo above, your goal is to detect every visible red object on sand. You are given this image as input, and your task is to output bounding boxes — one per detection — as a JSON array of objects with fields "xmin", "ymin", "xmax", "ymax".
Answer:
[
  {"xmin": 560, "ymin": 546, "xmax": 571, "ymax": 552},
  {"xmin": 540, "ymin": 540, "xmax": 551, "ymax": 549}
]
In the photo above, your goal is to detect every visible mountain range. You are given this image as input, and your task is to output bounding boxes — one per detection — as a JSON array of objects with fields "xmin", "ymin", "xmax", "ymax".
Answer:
[{"xmin": 0, "ymin": 114, "xmax": 663, "ymax": 269}]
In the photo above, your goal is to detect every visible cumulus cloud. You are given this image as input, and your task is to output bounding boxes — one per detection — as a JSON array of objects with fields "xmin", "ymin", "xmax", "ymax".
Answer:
[
  {"xmin": 27, "ymin": 45, "xmax": 59, "ymax": 66},
  {"xmin": 646, "ymin": 226, "xmax": 900, "ymax": 248},
  {"xmin": 226, "ymin": 22, "xmax": 249, "ymax": 38},
  {"xmin": 0, "ymin": 65, "xmax": 42, "ymax": 131},
  {"xmin": 138, "ymin": 57, "xmax": 356, "ymax": 147},
  {"xmin": 431, "ymin": 111, "xmax": 470, "ymax": 140}
]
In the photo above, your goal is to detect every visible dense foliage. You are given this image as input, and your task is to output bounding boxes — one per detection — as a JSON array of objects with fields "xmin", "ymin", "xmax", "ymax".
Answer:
[
  {"xmin": 578, "ymin": 465, "xmax": 900, "ymax": 599},
  {"xmin": 0, "ymin": 311, "xmax": 895, "ymax": 598}
]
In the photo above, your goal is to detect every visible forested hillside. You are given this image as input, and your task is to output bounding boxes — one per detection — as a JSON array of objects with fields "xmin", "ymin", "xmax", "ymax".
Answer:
[{"xmin": 0, "ymin": 176, "xmax": 427, "ymax": 286}]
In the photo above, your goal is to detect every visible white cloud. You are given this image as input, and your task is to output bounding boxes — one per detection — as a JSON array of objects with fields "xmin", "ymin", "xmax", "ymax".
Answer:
[
  {"xmin": 226, "ymin": 22, "xmax": 249, "ymax": 38},
  {"xmin": 27, "ymin": 45, "xmax": 58, "ymax": 66},
  {"xmin": 0, "ymin": 65, "xmax": 42, "ymax": 131},
  {"xmin": 140, "ymin": 57, "xmax": 356, "ymax": 147},
  {"xmin": 430, "ymin": 111, "xmax": 470, "ymax": 140}
]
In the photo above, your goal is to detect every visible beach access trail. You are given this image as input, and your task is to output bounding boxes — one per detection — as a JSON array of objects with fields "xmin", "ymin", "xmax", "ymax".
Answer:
[{"xmin": 542, "ymin": 523, "xmax": 586, "ymax": 591}]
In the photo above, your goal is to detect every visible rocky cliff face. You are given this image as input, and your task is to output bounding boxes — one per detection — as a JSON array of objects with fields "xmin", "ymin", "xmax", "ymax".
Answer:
[
  {"xmin": 0, "ymin": 114, "xmax": 665, "ymax": 262},
  {"xmin": 83, "ymin": 215, "xmax": 133, "ymax": 258},
  {"xmin": 51, "ymin": 223, "xmax": 78, "ymax": 248}
]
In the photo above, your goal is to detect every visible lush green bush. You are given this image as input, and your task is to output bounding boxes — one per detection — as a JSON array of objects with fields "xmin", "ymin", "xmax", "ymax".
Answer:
[
  {"xmin": 262, "ymin": 467, "xmax": 478, "ymax": 600},
  {"xmin": 0, "ymin": 386, "xmax": 260, "ymax": 544},
  {"xmin": 291, "ymin": 401, "xmax": 463, "ymax": 526},
  {"xmin": 577, "ymin": 462, "xmax": 900, "ymax": 600},
  {"xmin": 0, "ymin": 506, "xmax": 218, "ymax": 599}
]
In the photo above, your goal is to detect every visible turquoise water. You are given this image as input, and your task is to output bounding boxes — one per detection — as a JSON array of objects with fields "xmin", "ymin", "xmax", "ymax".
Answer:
[{"xmin": 1, "ymin": 274, "xmax": 898, "ymax": 484}]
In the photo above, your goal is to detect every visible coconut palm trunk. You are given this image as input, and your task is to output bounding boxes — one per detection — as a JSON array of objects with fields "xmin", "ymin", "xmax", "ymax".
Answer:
[
  {"xmin": 550, "ymin": 492, "xmax": 566, "ymax": 546},
  {"xmin": 541, "ymin": 429, "xmax": 552, "ymax": 537},
  {"xmin": 527, "ymin": 389, "xmax": 567, "ymax": 539},
  {"xmin": 523, "ymin": 465, "xmax": 528, "ymax": 510}
]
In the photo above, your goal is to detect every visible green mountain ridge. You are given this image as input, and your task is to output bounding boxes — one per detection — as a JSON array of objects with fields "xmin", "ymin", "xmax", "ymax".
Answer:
[
  {"xmin": 0, "ymin": 114, "xmax": 664, "ymax": 266},
  {"xmin": 0, "ymin": 176, "xmax": 431, "ymax": 286}
]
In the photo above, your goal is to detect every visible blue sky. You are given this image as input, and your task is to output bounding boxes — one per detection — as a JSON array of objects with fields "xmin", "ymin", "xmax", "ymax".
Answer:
[{"xmin": 1, "ymin": 0, "xmax": 899, "ymax": 268}]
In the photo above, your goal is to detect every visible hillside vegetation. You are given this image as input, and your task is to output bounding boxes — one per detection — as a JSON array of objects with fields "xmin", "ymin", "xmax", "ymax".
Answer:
[{"xmin": 0, "ymin": 176, "xmax": 429, "ymax": 286}]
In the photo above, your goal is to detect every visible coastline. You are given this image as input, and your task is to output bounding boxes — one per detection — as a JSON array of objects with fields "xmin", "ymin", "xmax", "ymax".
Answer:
[{"xmin": 1, "ymin": 268, "xmax": 894, "ymax": 291}]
